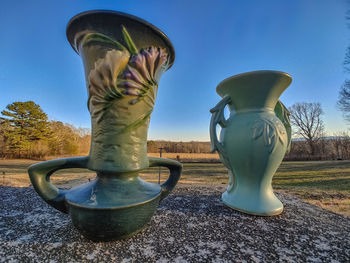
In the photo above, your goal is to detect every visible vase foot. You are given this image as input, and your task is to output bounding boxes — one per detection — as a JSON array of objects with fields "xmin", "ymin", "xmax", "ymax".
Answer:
[
  {"xmin": 69, "ymin": 194, "xmax": 160, "ymax": 241},
  {"xmin": 222, "ymin": 191, "xmax": 283, "ymax": 216}
]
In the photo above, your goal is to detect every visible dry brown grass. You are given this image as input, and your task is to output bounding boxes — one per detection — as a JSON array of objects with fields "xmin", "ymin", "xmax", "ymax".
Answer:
[
  {"xmin": 1, "ymin": 159, "xmax": 349, "ymax": 218},
  {"xmin": 148, "ymin": 153, "xmax": 219, "ymax": 162},
  {"xmin": 306, "ymin": 199, "xmax": 350, "ymax": 217}
]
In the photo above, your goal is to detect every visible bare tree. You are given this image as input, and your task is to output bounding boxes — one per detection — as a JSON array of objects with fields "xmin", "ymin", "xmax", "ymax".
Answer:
[
  {"xmin": 337, "ymin": 80, "xmax": 350, "ymax": 122},
  {"xmin": 332, "ymin": 131, "xmax": 350, "ymax": 160},
  {"xmin": 344, "ymin": 9, "xmax": 350, "ymax": 73},
  {"xmin": 337, "ymin": 9, "xmax": 350, "ymax": 122},
  {"xmin": 289, "ymin": 102, "xmax": 325, "ymax": 155},
  {"xmin": 332, "ymin": 132, "xmax": 346, "ymax": 159}
]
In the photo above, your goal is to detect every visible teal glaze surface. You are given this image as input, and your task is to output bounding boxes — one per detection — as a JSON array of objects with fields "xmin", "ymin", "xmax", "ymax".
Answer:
[
  {"xmin": 68, "ymin": 190, "xmax": 160, "ymax": 241},
  {"xmin": 28, "ymin": 10, "xmax": 182, "ymax": 241},
  {"xmin": 66, "ymin": 170, "xmax": 162, "ymax": 241},
  {"xmin": 64, "ymin": 172, "xmax": 161, "ymax": 209},
  {"xmin": 210, "ymin": 70, "xmax": 292, "ymax": 216},
  {"xmin": 28, "ymin": 157, "xmax": 181, "ymax": 241}
]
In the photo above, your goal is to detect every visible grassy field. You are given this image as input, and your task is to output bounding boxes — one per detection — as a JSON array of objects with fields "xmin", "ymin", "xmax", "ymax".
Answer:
[
  {"xmin": 148, "ymin": 153, "xmax": 220, "ymax": 162},
  {"xmin": 0, "ymin": 158, "xmax": 349, "ymax": 217}
]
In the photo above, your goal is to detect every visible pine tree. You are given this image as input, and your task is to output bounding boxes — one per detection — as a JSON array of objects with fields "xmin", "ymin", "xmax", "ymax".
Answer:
[{"xmin": 1, "ymin": 101, "xmax": 51, "ymax": 157}]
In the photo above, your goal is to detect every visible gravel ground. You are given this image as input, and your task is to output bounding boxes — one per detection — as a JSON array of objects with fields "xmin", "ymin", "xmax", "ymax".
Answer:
[{"xmin": 1, "ymin": 184, "xmax": 349, "ymax": 262}]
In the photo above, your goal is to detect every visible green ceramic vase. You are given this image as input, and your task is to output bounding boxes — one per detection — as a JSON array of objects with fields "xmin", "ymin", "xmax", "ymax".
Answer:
[
  {"xmin": 28, "ymin": 10, "xmax": 182, "ymax": 241},
  {"xmin": 210, "ymin": 70, "xmax": 292, "ymax": 216}
]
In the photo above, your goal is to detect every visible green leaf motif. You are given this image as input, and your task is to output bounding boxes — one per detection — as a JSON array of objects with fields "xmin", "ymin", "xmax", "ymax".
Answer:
[
  {"xmin": 274, "ymin": 101, "xmax": 292, "ymax": 153},
  {"xmin": 251, "ymin": 118, "xmax": 286, "ymax": 153},
  {"xmin": 82, "ymin": 33, "xmax": 127, "ymax": 52},
  {"xmin": 121, "ymin": 25, "xmax": 138, "ymax": 55},
  {"xmin": 117, "ymin": 110, "xmax": 153, "ymax": 135},
  {"xmin": 252, "ymin": 123, "xmax": 264, "ymax": 140}
]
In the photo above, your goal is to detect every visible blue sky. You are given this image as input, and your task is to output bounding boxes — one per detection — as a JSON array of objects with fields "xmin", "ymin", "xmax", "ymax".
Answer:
[{"xmin": 0, "ymin": 0, "xmax": 349, "ymax": 141}]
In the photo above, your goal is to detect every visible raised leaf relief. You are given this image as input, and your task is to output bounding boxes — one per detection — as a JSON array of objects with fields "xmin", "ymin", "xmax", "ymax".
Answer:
[
  {"xmin": 274, "ymin": 101, "xmax": 292, "ymax": 153},
  {"xmin": 251, "ymin": 117, "xmax": 287, "ymax": 153}
]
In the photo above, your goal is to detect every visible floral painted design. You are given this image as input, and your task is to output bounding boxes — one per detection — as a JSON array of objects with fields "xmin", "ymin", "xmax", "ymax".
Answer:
[
  {"xmin": 83, "ymin": 26, "xmax": 170, "ymax": 122},
  {"xmin": 88, "ymin": 49, "xmax": 130, "ymax": 120},
  {"xmin": 118, "ymin": 47, "xmax": 169, "ymax": 105}
]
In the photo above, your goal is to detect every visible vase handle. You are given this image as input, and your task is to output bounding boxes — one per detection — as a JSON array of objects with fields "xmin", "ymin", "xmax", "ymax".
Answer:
[
  {"xmin": 148, "ymin": 157, "xmax": 182, "ymax": 201},
  {"xmin": 274, "ymin": 100, "xmax": 292, "ymax": 154},
  {"xmin": 28, "ymin": 156, "xmax": 89, "ymax": 213},
  {"xmin": 210, "ymin": 95, "xmax": 232, "ymax": 168}
]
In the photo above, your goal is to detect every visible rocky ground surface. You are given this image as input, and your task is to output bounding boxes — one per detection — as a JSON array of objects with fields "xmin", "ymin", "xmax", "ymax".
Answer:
[{"xmin": 1, "ymin": 184, "xmax": 349, "ymax": 262}]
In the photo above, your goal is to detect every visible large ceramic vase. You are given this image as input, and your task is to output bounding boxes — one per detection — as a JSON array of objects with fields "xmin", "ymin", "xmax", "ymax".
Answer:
[
  {"xmin": 28, "ymin": 10, "xmax": 182, "ymax": 241},
  {"xmin": 210, "ymin": 70, "xmax": 292, "ymax": 216}
]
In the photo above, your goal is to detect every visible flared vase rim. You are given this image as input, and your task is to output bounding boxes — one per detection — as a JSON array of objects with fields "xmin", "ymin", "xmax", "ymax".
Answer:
[
  {"xmin": 216, "ymin": 70, "xmax": 292, "ymax": 97},
  {"xmin": 66, "ymin": 9, "xmax": 175, "ymax": 68}
]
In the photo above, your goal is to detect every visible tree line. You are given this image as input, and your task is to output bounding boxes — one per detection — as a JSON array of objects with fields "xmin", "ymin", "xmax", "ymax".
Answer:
[
  {"xmin": 150, "ymin": 136, "xmax": 350, "ymax": 161},
  {"xmin": 147, "ymin": 140, "xmax": 211, "ymax": 153},
  {"xmin": 285, "ymin": 134, "xmax": 350, "ymax": 161},
  {"xmin": 0, "ymin": 101, "xmax": 90, "ymax": 159},
  {"xmin": 1, "ymin": 100, "xmax": 350, "ymax": 161}
]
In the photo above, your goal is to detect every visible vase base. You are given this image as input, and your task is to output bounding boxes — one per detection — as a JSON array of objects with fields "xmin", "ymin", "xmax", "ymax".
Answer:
[
  {"xmin": 222, "ymin": 191, "xmax": 283, "ymax": 216},
  {"xmin": 69, "ymin": 193, "xmax": 160, "ymax": 241}
]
